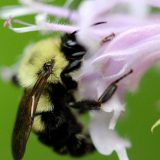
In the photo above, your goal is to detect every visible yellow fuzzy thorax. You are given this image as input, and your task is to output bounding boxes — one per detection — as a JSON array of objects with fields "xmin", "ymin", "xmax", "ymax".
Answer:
[{"xmin": 18, "ymin": 38, "xmax": 68, "ymax": 88}]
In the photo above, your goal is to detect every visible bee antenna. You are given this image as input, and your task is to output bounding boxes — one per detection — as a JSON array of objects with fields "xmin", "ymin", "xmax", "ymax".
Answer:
[{"xmin": 71, "ymin": 30, "xmax": 78, "ymax": 35}]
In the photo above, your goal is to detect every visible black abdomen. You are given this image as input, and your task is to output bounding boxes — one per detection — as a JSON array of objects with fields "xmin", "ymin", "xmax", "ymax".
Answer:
[{"xmin": 34, "ymin": 82, "xmax": 95, "ymax": 156}]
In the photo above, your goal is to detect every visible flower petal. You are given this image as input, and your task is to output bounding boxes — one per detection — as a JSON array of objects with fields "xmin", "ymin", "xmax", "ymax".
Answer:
[
  {"xmin": 148, "ymin": 0, "xmax": 160, "ymax": 8},
  {"xmin": 0, "ymin": 6, "xmax": 36, "ymax": 19},
  {"xmin": 107, "ymin": 24, "xmax": 160, "ymax": 52},
  {"xmin": 8, "ymin": 24, "xmax": 41, "ymax": 33},
  {"xmin": 5, "ymin": 17, "xmax": 77, "ymax": 33},
  {"xmin": 20, "ymin": 0, "xmax": 77, "ymax": 22},
  {"xmin": 89, "ymin": 110, "xmax": 131, "ymax": 160},
  {"xmin": 101, "ymin": 94, "xmax": 125, "ymax": 129}
]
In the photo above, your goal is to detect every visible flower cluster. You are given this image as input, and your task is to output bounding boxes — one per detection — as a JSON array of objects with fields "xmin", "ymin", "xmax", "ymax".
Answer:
[{"xmin": 1, "ymin": 0, "xmax": 160, "ymax": 160}]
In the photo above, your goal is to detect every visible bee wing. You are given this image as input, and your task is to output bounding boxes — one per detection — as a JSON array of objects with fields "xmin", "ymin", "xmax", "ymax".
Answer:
[{"xmin": 12, "ymin": 65, "xmax": 52, "ymax": 160}]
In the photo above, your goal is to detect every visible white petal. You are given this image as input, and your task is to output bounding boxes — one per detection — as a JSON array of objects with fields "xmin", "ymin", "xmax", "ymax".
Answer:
[
  {"xmin": 78, "ymin": 0, "xmax": 124, "ymax": 26},
  {"xmin": 89, "ymin": 111, "xmax": 131, "ymax": 159},
  {"xmin": 116, "ymin": 148, "xmax": 130, "ymax": 160},
  {"xmin": 7, "ymin": 18, "xmax": 77, "ymax": 33},
  {"xmin": 148, "ymin": 0, "xmax": 160, "ymax": 8},
  {"xmin": 9, "ymin": 25, "xmax": 41, "ymax": 33},
  {"xmin": 100, "ymin": 94, "xmax": 125, "ymax": 129}
]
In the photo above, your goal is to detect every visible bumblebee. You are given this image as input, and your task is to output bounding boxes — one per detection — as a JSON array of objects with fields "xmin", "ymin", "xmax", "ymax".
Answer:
[
  {"xmin": 11, "ymin": 32, "xmax": 97, "ymax": 160},
  {"xmin": 10, "ymin": 31, "xmax": 133, "ymax": 160}
]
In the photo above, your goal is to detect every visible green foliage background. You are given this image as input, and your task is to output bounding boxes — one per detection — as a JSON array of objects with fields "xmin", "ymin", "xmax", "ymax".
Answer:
[{"xmin": 0, "ymin": 0, "xmax": 160, "ymax": 160}]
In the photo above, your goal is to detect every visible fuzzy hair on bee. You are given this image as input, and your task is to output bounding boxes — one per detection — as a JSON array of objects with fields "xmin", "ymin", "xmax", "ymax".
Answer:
[
  {"xmin": 11, "ymin": 33, "xmax": 99, "ymax": 160},
  {"xmin": 5, "ymin": 31, "xmax": 133, "ymax": 160},
  {"xmin": 18, "ymin": 38, "xmax": 68, "ymax": 88}
]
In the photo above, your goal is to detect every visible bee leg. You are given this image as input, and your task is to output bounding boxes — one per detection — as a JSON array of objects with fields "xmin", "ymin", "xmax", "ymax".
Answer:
[
  {"xmin": 61, "ymin": 75, "xmax": 78, "ymax": 90},
  {"xmin": 70, "ymin": 70, "xmax": 133, "ymax": 113},
  {"xmin": 69, "ymin": 100, "xmax": 101, "ymax": 113},
  {"xmin": 61, "ymin": 61, "xmax": 82, "ymax": 90},
  {"xmin": 62, "ymin": 60, "xmax": 82, "ymax": 74},
  {"xmin": 69, "ymin": 51, "xmax": 85, "ymax": 59},
  {"xmin": 97, "ymin": 83, "xmax": 117, "ymax": 104},
  {"xmin": 98, "ymin": 69, "xmax": 133, "ymax": 103}
]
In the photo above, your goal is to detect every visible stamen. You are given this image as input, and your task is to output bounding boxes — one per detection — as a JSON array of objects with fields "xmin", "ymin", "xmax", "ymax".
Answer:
[
  {"xmin": 101, "ymin": 33, "xmax": 116, "ymax": 45},
  {"xmin": 10, "ymin": 26, "xmax": 41, "ymax": 33},
  {"xmin": 14, "ymin": 19, "xmax": 34, "ymax": 26},
  {"xmin": 3, "ymin": 17, "xmax": 40, "ymax": 33},
  {"xmin": 3, "ymin": 16, "xmax": 12, "ymax": 27},
  {"xmin": 92, "ymin": 21, "xmax": 107, "ymax": 26},
  {"xmin": 3, "ymin": 16, "xmax": 78, "ymax": 33},
  {"xmin": 44, "ymin": 22, "xmax": 78, "ymax": 33},
  {"xmin": 55, "ymin": 0, "xmax": 74, "ymax": 23},
  {"xmin": 20, "ymin": 0, "xmax": 78, "ymax": 22}
]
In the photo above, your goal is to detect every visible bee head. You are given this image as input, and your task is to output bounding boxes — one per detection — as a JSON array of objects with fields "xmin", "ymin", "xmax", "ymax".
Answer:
[{"xmin": 60, "ymin": 32, "xmax": 86, "ymax": 61}]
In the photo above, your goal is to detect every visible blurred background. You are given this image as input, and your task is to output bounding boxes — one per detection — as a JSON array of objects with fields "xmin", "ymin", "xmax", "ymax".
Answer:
[{"xmin": 1, "ymin": 0, "xmax": 160, "ymax": 160}]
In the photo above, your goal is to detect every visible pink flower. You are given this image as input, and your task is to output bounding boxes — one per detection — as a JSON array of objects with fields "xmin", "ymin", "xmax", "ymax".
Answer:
[
  {"xmin": 0, "ymin": 0, "xmax": 78, "ymax": 33},
  {"xmin": 1, "ymin": 0, "xmax": 160, "ymax": 160},
  {"xmin": 74, "ymin": 1, "xmax": 160, "ymax": 159}
]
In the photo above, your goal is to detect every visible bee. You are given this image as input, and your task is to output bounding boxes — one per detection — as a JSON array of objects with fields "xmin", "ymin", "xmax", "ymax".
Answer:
[
  {"xmin": 11, "ymin": 32, "xmax": 96, "ymax": 160},
  {"xmin": 9, "ymin": 31, "xmax": 133, "ymax": 160}
]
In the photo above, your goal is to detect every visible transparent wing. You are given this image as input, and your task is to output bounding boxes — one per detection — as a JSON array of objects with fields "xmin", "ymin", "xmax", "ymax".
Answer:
[{"xmin": 12, "ymin": 63, "xmax": 53, "ymax": 160}]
